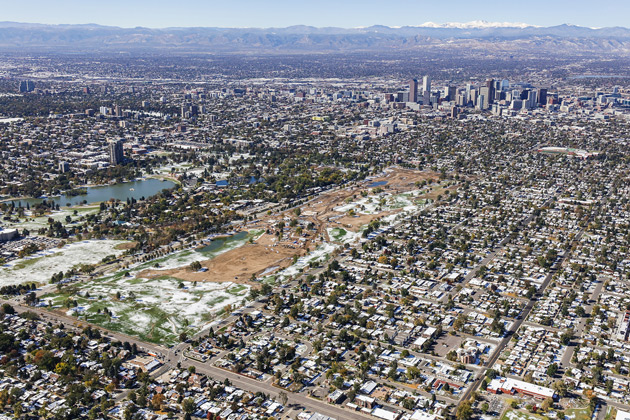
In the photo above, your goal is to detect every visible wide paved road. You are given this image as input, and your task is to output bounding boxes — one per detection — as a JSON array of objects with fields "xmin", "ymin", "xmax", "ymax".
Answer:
[
  {"xmin": 456, "ymin": 201, "xmax": 587, "ymax": 410},
  {"xmin": 0, "ymin": 298, "xmax": 375, "ymax": 420},
  {"xmin": 183, "ymin": 359, "xmax": 375, "ymax": 420}
]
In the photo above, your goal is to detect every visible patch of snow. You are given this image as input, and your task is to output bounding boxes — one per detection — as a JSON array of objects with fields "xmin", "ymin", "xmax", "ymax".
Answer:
[
  {"xmin": 419, "ymin": 20, "xmax": 537, "ymax": 29},
  {"xmin": 0, "ymin": 240, "xmax": 127, "ymax": 286}
]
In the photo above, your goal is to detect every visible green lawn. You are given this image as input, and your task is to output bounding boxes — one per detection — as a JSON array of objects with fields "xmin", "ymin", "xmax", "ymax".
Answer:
[
  {"xmin": 228, "ymin": 284, "xmax": 247, "ymax": 295},
  {"xmin": 329, "ymin": 228, "xmax": 347, "ymax": 242},
  {"xmin": 34, "ymin": 231, "xmax": 262, "ymax": 345},
  {"xmin": 11, "ymin": 254, "xmax": 52, "ymax": 270},
  {"xmin": 43, "ymin": 273, "xmax": 249, "ymax": 346}
]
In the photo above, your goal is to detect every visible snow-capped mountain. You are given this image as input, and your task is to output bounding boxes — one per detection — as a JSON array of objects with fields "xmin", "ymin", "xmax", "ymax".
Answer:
[
  {"xmin": 418, "ymin": 20, "xmax": 537, "ymax": 29},
  {"xmin": 0, "ymin": 21, "xmax": 629, "ymax": 54}
]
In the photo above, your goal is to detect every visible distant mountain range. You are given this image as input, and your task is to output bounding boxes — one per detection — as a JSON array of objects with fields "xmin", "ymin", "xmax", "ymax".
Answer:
[
  {"xmin": 1, "ymin": 21, "xmax": 630, "ymax": 54},
  {"xmin": 415, "ymin": 21, "xmax": 538, "ymax": 29}
]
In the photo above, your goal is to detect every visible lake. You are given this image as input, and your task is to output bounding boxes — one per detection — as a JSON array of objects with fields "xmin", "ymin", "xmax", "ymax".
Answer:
[{"xmin": 8, "ymin": 178, "xmax": 177, "ymax": 207}]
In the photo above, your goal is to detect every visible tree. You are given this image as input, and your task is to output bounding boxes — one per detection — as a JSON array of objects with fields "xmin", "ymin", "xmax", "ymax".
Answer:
[
  {"xmin": 278, "ymin": 391, "xmax": 288, "ymax": 406},
  {"xmin": 182, "ymin": 398, "xmax": 196, "ymax": 415},
  {"xmin": 560, "ymin": 330, "xmax": 572, "ymax": 345},
  {"xmin": 151, "ymin": 393, "xmax": 165, "ymax": 411},
  {"xmin": 552, "ymin": 380, "xmax": 569, "ymax": 397},
  {"xmin": 453, "ymin": 314, "xmax": 467, "ymax": 332},
  {"xmin": 456, "ymin": 401, "xmax": 473, "ymax": 420},
  {"xmin": 33, "ymin": 349, "xmax": 57, "ymax": 371},
  {"xmin": 261, "ymin": 283, "xmax": 273, "ymax": 295},
  {"xmin": 1, "ymin": 304, "xmax": 15, "ymax": 315},
  {"xmin": 13, "ymin": 402, "xmax": 22, "ymax": 419},
  {"xmin": 179, "ymin": 332, "xmax": 188, "ymax": 342},
  {"xmin": 547, "ymin": 363, "xmax": 559, "ymax": 377},
  {"xmin": 190, "ymin": 261, "xmax": 202, "ymax": 271},
  {"xmin": 406, "ymin": 366, "xmax": 421, "ymax": 380},
  {"xmin": 55, "ymin": 362, "xmax": 71, "ymax": 375},
  {"xmin": 575, "ymin": 306, "xmax": 586, "ymax": 317}
]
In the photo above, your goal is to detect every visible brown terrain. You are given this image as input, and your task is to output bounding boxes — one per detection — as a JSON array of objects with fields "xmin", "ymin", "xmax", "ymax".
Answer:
[
  {"xmin": 139, "ymin": 168, "xmax": 442, "ymax": 284},
  {"xmin": 137, "ymin": 233, "xmax": 304, "ymax": 285}
]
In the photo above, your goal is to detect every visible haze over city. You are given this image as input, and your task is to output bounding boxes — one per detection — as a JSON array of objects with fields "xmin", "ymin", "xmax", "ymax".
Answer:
[
  {"xmin": 0, "ymin": 2, "xmax": 629, "ymax": 420},
  {"xmin": 2, "ymin": 0, "xmax": 630, "ymax": 29}
]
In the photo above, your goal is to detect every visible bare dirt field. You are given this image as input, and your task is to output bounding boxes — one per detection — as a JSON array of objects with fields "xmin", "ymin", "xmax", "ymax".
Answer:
[
  {"xmin": 370, "ymin": 168, "xmax": 440, "ymax": 192},
  {"xmin": 115, "ymin": 241, "xmax": 137, "ymax": 250},
  {"xmin": 137, "ymin": 234, "xmax": 305, "ymax": 284},
  {"xmin": 296, "ymin": 167, "xmax": 440, "ymax": 238},
  {"xmin": 141, "ymin": 168, "xmax": 441, "ymax": 285}
]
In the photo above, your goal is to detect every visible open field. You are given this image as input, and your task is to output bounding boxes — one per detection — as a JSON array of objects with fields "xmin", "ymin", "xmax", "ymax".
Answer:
[
  {"xmin": 43, "ymin": 274, "xmax": 248, "ymax": 345},
  {"xmin": 37, "ymin": 168, "xmax": 446, "ymax": 345},
  {"xmin": 0, "ymin": 205, "xmax": 100, "ymax": 231},
  {"xmin": 130, "ymin": 170, "xmax": 441, "ymax": 285},
  {"xmin": 264, "ymin": 168, "xmax": 441, "ymax": 240},
  {"xmin": 35, "ymin": 231, "xmax": 265, "ymax": 344},
  {"xmin": 0, "ymin": 239, "xmax": 128, "ymax": 286},
  {"xmin": 135, "ymin": 230, "xmax": 278, "ymax": 283},
  {"xmin": 565, "ymin": 408, "xmax": 591, "ymax": 420}
]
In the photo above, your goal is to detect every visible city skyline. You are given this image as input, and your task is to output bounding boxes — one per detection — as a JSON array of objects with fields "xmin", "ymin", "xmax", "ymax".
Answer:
[{"xmin": 3, "ymin": 0, "xmax": 630, "ymax": 30}]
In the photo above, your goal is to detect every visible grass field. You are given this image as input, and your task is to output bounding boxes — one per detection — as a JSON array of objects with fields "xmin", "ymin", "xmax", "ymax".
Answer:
[
  {"xmin": 133, "ymin": 230, "xmax": 263, "ymax": 272},
  {"xmin": 36, "ymin": 231, "xmax": 265, "ymax": 345},
  {"xmin": 43, "ymin": 275, "xmax": 249, "ymax": 346},
  {"xmin": 1, "ymin": 206, "xmax": 99, "ymax": 231},
  {"xmin": 0, "ymin": 240, "xmax": 128, "ymax": 286},
  {"xmin": 604, "ymin": 407, "xmax": 617, "ymax": 420},
  {"xmin": 329, "ymin": 227, "xmax": 347, "ymax": 242}
]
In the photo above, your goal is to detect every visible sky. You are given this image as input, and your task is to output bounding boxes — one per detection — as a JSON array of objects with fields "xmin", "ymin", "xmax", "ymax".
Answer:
[{"xmin": 3, "ymin": 0, "xmax": 629, "ymax": 29}]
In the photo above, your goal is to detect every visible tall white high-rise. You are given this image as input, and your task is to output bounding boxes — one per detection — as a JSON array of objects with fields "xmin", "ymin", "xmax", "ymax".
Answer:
[
  {"xmin": 422, "ymin": 75, "xmax": 431, "ymax": 93},
  {"xmin": 466, "ymin": 83, "xmax": 473, "ymax": 104}
]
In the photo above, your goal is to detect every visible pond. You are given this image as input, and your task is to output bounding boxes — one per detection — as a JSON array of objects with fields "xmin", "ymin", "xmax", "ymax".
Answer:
[
  {"xmin": 197, "ymin": 231, "xmax": 249, "ymax": 255},
  {"xmin": 368, "ymin": 180, "xmax": 388, "ymax": 188},
  {"xmin": 8, "ymin": 178, "xmax": 176, "ymax": 207}
]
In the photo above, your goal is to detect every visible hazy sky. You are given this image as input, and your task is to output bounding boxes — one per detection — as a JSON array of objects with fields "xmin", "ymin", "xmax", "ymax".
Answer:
[{"xmin": 4, "ymin": 0, "xmax": 629, "ymax": 29}]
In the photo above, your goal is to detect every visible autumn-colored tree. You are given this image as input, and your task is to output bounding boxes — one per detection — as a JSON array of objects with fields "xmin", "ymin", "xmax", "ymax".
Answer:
[{"xmin": 151, "ymin": 393, "xmax": 165, "ymax": 411}]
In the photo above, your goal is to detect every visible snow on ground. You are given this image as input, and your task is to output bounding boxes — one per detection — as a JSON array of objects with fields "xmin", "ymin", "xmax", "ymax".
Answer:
[
  {"xmin": 132, "ymin": 248, "xmax": 209, "ymax": 272},
  {"xmin": 131, "ymin": 230, "xmax": 262, "ymax": 272},
  {"xmin": 334, "ymin": 196, "xmax": 381, "ymax": 214},
  {"xmin": 156, "ymin": 163, "xmax": 201, "ymax": 173},
  {"xmin": 503, "ymin": 411, "xmax": 539, "ymax": 420},
  {"xmin": 228, "ymin": 153, "xmax": 251, "ymax": 163},
  {"xmin": 40, "ymin": 231, "xmax": 262, "ymax": 345},
  {"xmin": 334, "ymin": 192, "xmax": 416, "ymax": 215},
  {"xmin": 327, "ymin": 227, "xmax": 361, "ymax": 245},
  {"xmin": 48, "ymin": 274, "xmax": 249, "ymax": 345},
  {"xmin": 1, "ymin": 206, "xmax": 99, "ymax": 231},
  {"xmin": 259, "ymin": 266, "xmax": 280, "ymax": 276},
  {"xmin": 271, "ymin": 242, "xmax": 338, "ymax": 281},
  {"xmin": 0, "ymin": 239, "xmax": 127, "ymax": 286}
]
